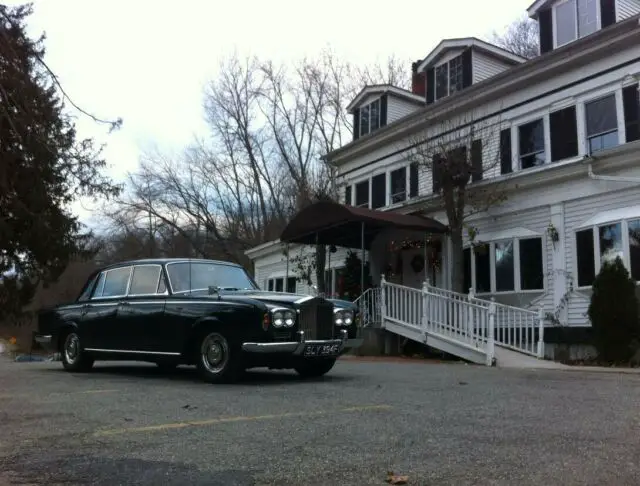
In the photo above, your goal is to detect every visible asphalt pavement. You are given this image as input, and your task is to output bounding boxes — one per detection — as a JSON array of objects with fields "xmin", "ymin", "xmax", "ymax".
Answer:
[{"xmin": 0, "ymin": 356, "xmax": 639, "ymax": 485}]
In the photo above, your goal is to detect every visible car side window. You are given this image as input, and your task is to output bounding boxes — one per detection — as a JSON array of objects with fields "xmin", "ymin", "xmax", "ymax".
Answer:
[
  {"xmin": 157, "ymin": 272, "xmax": 167, "ymax": 294},
  {"xmin": 128, "ymin": 265, "xmax": 162, "ymax": 296},
  {"xmin": 91, "ymin": 272, "xmax": 107, "ymax": 299},
  {"xmin": 101, "ymin": 267, "xmax": 132, "ymax": 298}
]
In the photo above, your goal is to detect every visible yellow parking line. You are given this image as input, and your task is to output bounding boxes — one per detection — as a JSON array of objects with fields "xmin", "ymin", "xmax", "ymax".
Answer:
[{"xmin": 94, "ymin": 404, "xmax": 392, "ymax": 437}]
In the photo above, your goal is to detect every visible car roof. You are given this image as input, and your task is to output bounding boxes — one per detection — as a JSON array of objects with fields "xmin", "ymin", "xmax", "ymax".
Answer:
[{"xmin": 97, "ymin": 258, "xmax": 244, "ymax": 273}]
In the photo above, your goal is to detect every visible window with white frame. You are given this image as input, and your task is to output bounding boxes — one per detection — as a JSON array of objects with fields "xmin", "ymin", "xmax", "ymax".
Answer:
[
  {"xmin": 463, "ymin": 236, "xmax": 544, "ymax": 294},
  {"xmin": 575, "ymin": 209, "xmax": 640, "ymax": 287},
  {"xmin": 266, "ymin": 276, "xmax": 296, "ymax": 293},
  {"xmin": 554, "ymin": 0, "xmax": 599, "ymax": 48},
  {"xmin": 585, "ymin": 93, "xmax": 619, "ymax": 154},
  {"xmin": 390, "ymin": 167, "xmax": 407, "ymax": 203},
  {"xmin": 359, "ymin": 98, "xmax": 381, "ymax": 137},
  {"xmin": 355, "ymin": 180, "xmax": 369, "ymax": 208},
  {"xmin": 518, "ymin": 118, "xmax": 546, "ymax": 169},
  {"xmin": 434, "ymin": 54, "xmax": 464, "ymax": 101}
]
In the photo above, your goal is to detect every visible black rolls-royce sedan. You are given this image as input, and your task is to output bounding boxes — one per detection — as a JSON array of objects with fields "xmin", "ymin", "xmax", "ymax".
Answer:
[{"xmin": 33, "ymin": 258, "xmax": 363, "ymax": 383}]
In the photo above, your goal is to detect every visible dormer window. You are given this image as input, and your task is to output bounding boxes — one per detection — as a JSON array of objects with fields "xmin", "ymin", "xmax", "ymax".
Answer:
[
  {"xmin": 554, "ymin": 0, "xmax": 600, "ymax": 47},
  {"xmin": 359, "ymin": 98, "xmax": 381, "ymax": 137},
  {"xmin": 434, "ymin": 55, "xmax": 464, "ymax": 101}
]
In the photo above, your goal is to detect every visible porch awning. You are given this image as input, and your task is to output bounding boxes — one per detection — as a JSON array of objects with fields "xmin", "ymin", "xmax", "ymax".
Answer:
[{"xmin": 280, "ymin": 200, "xmax": 448, "ymax": 249}]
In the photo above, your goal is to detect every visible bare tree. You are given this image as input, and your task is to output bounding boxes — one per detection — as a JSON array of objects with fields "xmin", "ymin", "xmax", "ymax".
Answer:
[
  {"xmin": 489, "ymin": 14, "xmax": 540, "ymax": 59},
  {"xmin": 405, "ymin": 110, "xmax": 509, "ymax": 293}
]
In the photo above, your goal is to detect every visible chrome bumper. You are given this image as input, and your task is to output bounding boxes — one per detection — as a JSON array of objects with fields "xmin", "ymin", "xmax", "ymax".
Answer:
[{"xmin": 242, "ymin": 329, "xmax": 364, "ymax": 355}]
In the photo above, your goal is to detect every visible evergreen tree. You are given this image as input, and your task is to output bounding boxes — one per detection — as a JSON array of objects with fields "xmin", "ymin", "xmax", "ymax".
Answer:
[
  {"xmin": 587, "ymin": 256, "xmax": 640, "ymax": 363},
  {"xmin": 0, "ymin": 3, "xmax": 121, "ymax": 320},
  {"xmin": 341, "ymin": 250, "xmax": 371, "ymax": 299}
]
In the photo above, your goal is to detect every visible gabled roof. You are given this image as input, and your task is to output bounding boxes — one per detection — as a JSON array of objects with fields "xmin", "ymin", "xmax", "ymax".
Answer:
[
  {"xmin": 346, "ymin": 84, "xmax": 425, "ymax": 114},
  {"xmin": 416, "ymin": 37, "xmax": 527, "ymax": 73},
  {"xmin": 527, "ymin": 0, "xmax": 553, "ymax": 17}
]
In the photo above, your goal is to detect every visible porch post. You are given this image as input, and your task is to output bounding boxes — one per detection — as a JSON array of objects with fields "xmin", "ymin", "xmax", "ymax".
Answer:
[
  {"xmin": 361, "ymin": 221, "xmax": 365, "ymax": 295},
  {"xmin": 285, "ymin": 243, "xmax": 290, "ymax": 285}
]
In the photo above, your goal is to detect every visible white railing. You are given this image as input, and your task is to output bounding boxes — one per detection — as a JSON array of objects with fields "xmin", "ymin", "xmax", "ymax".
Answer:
[
  {"xmin": 354, "ymin": 287, "xmax": 381, "ymax": 327},
  {"xmin": 378, "ymin": 276, "xmax": 545, "ymax": 364}
]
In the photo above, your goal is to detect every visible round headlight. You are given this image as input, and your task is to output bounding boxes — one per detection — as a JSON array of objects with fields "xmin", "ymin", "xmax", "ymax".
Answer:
[
  {"xmin": 283, "ymin": 310, "xmax": 295, "ymax": 327},
  {"xmin": 272, "ymin": 310, "xmax": 284, "ymax": 328},
  {"xmin": 342, "ymin": 310, "xmax": 353, "ymax": 325}
]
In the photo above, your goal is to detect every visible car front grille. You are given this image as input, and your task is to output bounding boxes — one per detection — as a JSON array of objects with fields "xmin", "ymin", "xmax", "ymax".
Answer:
[{"xmin": 298, "ymin": 298, "xmax": 334, "ymax": 340}]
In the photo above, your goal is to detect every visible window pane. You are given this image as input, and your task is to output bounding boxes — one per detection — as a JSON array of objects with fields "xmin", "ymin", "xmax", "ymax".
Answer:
[
  {"xmin": 370, "ymin": 100, "xmax": 380, "ymax": 132},
  {"xmin": 157, "ymin": 274, "xmax": 167, "ymax": 293},
  {"xmin": 463, "ymin": 248, "xmax": 472, "ymax": 293},
  {"xmin": 129, "ymin": 265, "xmax": 162, "ymax": 295},
  {"xmin": 448, "ymin": 56, "xmax": 463, "ymax": 94},
  {"xmin": 92, "ymin": 272, "xmax": 106, "ymax": 298},
  {"xmin": 519, "ymin": 119, "xmax": 546, "ymax": 168},
  {"xmin": 268, "ymin": 279, "xmax": 274, "ymax": 291},
  {"xmin": 287, "ymin": 277, "xmax": 297, "ymax": 293},
  {"xmin": 495, "ymin": 241, "xmax": 515, "ymax": 291},
  {"xmin": 435, "ymin": 63, "xmax": 448, "ymax": 99},
  {"xmin": 355, "ymin": 180, "xmax": 369, "ymax": 207},
  {"xmin": 599, "ymin": 222, "xmax": 623, "ymax": 264},
  {"xmin": 577, "ymin": 0, "xmax": 598, "ymax": 37},
  {"xmin": 556, "ymin": 0, "xmax": 577, "ymax": 46},
  {"xmin": 102, "ymin": 267, "xmax": 131, "ymax": 297},
  {"xmin": 629, "ymin": 220, "xmax": 640, "ymax": 281},
  {"xmin": 275, "ymin": 278, "xmax": 283, "ymax": 292},
  {"xmin": 391, "ymin": 167, "xmax": 407, "ymax": 203},
  {"xmin": 359, "ymin": 105, "xmax": 369, "ymax": 136},
  {"xmin": 371, "ymin": 173, "xmax": 386, "ymax": 209},
  {"xmin": 519, "ymin": 238, "xmax": 544, "ymax": 290},
  {"xmin": 588, "ymin": 130, "xmax": 618, "ymax": 154},
  {"xmin": 586, "ymin": 95, "xmax": 617, "ymax": 136},
  {"xmin": 576, "ymin": 229, "xmax": 595, "ymax": 287},
  {"xmin": 474, "ymin": 244, "xmax": 491, "ymax": 293}
]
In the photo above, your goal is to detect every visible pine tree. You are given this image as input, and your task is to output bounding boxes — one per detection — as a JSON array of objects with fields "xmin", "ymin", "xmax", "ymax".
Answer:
[
  {"xmin": 0, "ymin": 3, "xmax": 121, "ymax": 320},
  {"xmin": 587, "ymin": 256, "xmax": 640, "ymax": 363}
]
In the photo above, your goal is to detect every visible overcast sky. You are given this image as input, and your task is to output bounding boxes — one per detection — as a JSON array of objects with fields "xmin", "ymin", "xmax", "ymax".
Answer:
[{"xmin": 9, "ymin": 0, "xmax": 533, "ymax": 227}]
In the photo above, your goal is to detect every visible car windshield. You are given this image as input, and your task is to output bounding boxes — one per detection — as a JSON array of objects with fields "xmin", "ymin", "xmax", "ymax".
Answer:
[{"xmin": 166, "ymin": 261, "xmax": 258, "ymax": 294}]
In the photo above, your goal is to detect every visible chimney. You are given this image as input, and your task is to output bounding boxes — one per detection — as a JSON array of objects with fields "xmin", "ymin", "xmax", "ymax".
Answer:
[{"xmin": 411, "ymin": 60, "xmax": 426, "ymax": 97}]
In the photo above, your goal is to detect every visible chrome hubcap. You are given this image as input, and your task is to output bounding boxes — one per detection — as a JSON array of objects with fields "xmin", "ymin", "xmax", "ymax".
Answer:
[
  {"xmin": 64, "ymin": 334, "xmax": 80, "ymax": 364},
  {"xmin": 200, "ymin": 333, "xmax": 228, "ymax": 374}
]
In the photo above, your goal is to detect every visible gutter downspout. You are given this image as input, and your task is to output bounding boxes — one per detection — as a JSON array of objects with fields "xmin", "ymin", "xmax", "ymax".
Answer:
[{"xmin": 587, "ymin": 163, "xmax": 640, "ymax": 183}]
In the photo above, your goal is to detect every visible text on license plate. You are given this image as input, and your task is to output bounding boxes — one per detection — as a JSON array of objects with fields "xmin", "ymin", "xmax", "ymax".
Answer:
[{"xmin": 303, "ymin": 343, "xmax": 341, "ymax": 356}]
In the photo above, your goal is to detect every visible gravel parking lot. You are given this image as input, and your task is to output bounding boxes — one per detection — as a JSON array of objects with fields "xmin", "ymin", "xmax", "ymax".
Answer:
[{"xmin": 1, "ymin": 356, "xmax": 639, "ymax": 485}]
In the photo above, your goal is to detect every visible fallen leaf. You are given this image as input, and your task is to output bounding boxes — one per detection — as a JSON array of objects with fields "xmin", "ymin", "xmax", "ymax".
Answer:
[{"xmin": 386, "ymin": 471, "xmax": 409, "ymax": 484}]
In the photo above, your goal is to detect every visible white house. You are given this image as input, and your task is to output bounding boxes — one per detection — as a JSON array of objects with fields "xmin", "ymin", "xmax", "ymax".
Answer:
[{"xmin": 245, "ymin": 0, "xmax": 640, "ymax": 362}]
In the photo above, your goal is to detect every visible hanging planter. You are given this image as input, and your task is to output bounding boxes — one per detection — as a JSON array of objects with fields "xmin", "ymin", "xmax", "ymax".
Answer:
[{"xmin": 547, "ymin": 223, "xmax": 560, "ymax": 245}]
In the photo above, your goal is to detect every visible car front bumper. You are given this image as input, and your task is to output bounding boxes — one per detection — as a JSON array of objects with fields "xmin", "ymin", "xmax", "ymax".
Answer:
[{"xmin": 242, "ymin": 329, "xmax": 363, "ymax": 356}]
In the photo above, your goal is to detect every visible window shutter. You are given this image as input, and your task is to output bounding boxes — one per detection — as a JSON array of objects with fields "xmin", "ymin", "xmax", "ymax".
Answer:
[
  {"xmin": 380, "ymin": 94, "xmax": 388, "ymax": 127},
  {"xmin": 409, "ymin": 162, "xmax": 419, "ymax": 198},
  {"xmin": 471, "ymin": 139, "xmax": 483, "ymax": 182},
  {"xmin": 462, "ymin": 48, "xmax": 473, "ymax": 88},
  {"xmin": 500, "ymin": 128, "xmax": 512, "ymax": 174},
  {"xmin": 371, "ymin": 173, "xmax": 386, "ymax": 209},
  {"xmin": 432, "ymin": 154, "xmax": 442, "ymax": 193},
  {"xmin": 344, "ymin": 185, "xmax": 352, "ymax": 205},
  {"xmin": 539, "ymin": 8, "xmax": 553, "ymax": 54},
  {"xmin": 426, "ymin": 67, "xmax": 435, "ymax": 105},
  {"xmin": 549, "ymin": 105, "xmax": 578, "ymax": 161},
  {"xmin": 600, "ymin": 0, "xmax": 616, "ymax": 28},
  {"xmin": 353, "ymin": 109, "xmax": 360, "ymax": 141},
  {"xmin": 623, "ymin": 84, "xmax": 640, "ymax": 143}
]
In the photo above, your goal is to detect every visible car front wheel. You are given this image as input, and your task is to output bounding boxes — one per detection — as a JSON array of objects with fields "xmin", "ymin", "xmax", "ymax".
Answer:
[
  {"xmin": 294, "ymin": 358, "xmax": 337, "ymax": 378},
  {"xmin": 61, "ymin": 331, "xmax": 94, "ymax": 372},
  {"xmin": 195, "ymin": 331, "xmax": 243, "ymax": 383}
]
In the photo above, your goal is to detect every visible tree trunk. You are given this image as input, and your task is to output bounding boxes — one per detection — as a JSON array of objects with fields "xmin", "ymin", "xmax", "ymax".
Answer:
[
  {"xmin": 314, "ymin": 244, "xmax": 327, "ymax": 295},
  {"xmin": 449, "ymin": 228, "xmax": 465, "ymax": 294}
]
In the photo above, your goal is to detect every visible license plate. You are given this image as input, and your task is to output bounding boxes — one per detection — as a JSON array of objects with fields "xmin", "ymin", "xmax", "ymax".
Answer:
[{"xmin": 303, "ymin": 343, "xmax": 340, "ymax": 357}]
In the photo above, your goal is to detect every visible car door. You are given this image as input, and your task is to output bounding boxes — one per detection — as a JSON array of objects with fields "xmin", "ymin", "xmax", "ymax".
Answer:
[
  {"xmin": 81, "ymin": 265, "xmax": 133, "ymax": 351},
  {"xmin": 119, "ymin": 264, "xmax": 168, "ymax": 353}
]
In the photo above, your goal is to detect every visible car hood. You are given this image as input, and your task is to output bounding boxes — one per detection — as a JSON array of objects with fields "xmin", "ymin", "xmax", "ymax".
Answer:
[{"xmin": 219, "ymin": 290, "xmax": 357, "ymax": 309}]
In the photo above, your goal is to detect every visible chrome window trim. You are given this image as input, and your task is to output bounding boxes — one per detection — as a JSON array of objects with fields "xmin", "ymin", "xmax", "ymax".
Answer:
[
  {"xmin": 127, "ymin": 264, "xmax": 168, "ymax": 297},
  {"xmin": 91, "ymin": 266, "xmax": 133, "ymax": 300}
]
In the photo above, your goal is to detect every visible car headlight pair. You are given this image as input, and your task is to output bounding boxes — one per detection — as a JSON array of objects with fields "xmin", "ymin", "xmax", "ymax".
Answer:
[
  {"xmin": 271, "ymin": 308, "xmax": 295, "ymax": 328},
  {"xmin": 334, "ymin": 308, "xmax": 353, "ymax": 326}
]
